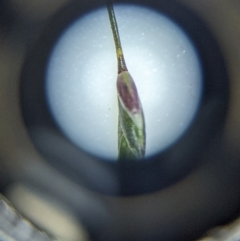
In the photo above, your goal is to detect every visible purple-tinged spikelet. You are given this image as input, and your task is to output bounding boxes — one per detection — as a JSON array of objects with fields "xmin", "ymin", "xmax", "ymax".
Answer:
[{"xmin": 117, "ymin": 71, "xmax": 144, "ymax": 130}]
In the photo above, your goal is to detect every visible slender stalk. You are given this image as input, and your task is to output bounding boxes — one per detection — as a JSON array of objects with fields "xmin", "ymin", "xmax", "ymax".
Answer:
[
  {"xmin": 107, "ymin": 2, "xmax": 128, "ymax": 73},
  {"xmin": 107, "ymin": 2, "xmax": 146, "ymax": 160}
]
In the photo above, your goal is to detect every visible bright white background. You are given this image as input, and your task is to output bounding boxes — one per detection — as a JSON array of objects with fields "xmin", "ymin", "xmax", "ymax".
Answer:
[{"xmin": 46, "ymin": 4, "xmax": 202, "ymax": 160}]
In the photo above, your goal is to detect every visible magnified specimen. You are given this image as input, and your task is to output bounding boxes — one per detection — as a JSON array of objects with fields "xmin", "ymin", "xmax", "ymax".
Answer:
[{"xmin": 107, "ymin": 2, "xmax": 146, "ymax": 160}]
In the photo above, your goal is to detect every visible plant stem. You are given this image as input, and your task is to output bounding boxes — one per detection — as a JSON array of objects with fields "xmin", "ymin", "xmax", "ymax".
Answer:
[
  {"xmin": 107, "ymin": 2, "xmax": 128, "ymax": 73},
  {"xmin": 107, "ymin": 2, "xmax": 146, "ymax": 160}
]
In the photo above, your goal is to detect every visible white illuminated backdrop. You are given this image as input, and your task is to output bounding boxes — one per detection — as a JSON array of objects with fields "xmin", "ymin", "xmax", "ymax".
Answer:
[{"xmin": 46, "ymin": 4, "xmax": 202, "ymax": 160}]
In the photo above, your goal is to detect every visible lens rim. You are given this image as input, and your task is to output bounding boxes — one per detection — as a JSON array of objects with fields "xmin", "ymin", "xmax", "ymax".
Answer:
[{"xmin": 20, "ymin": 0, "xmax": 229, "ymax": 195}]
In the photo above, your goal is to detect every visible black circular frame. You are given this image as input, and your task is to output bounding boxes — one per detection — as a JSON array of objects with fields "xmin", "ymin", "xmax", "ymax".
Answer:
[{"xmin": 21, "ymin": 0, "xmax": 229, "ymax": 195}]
